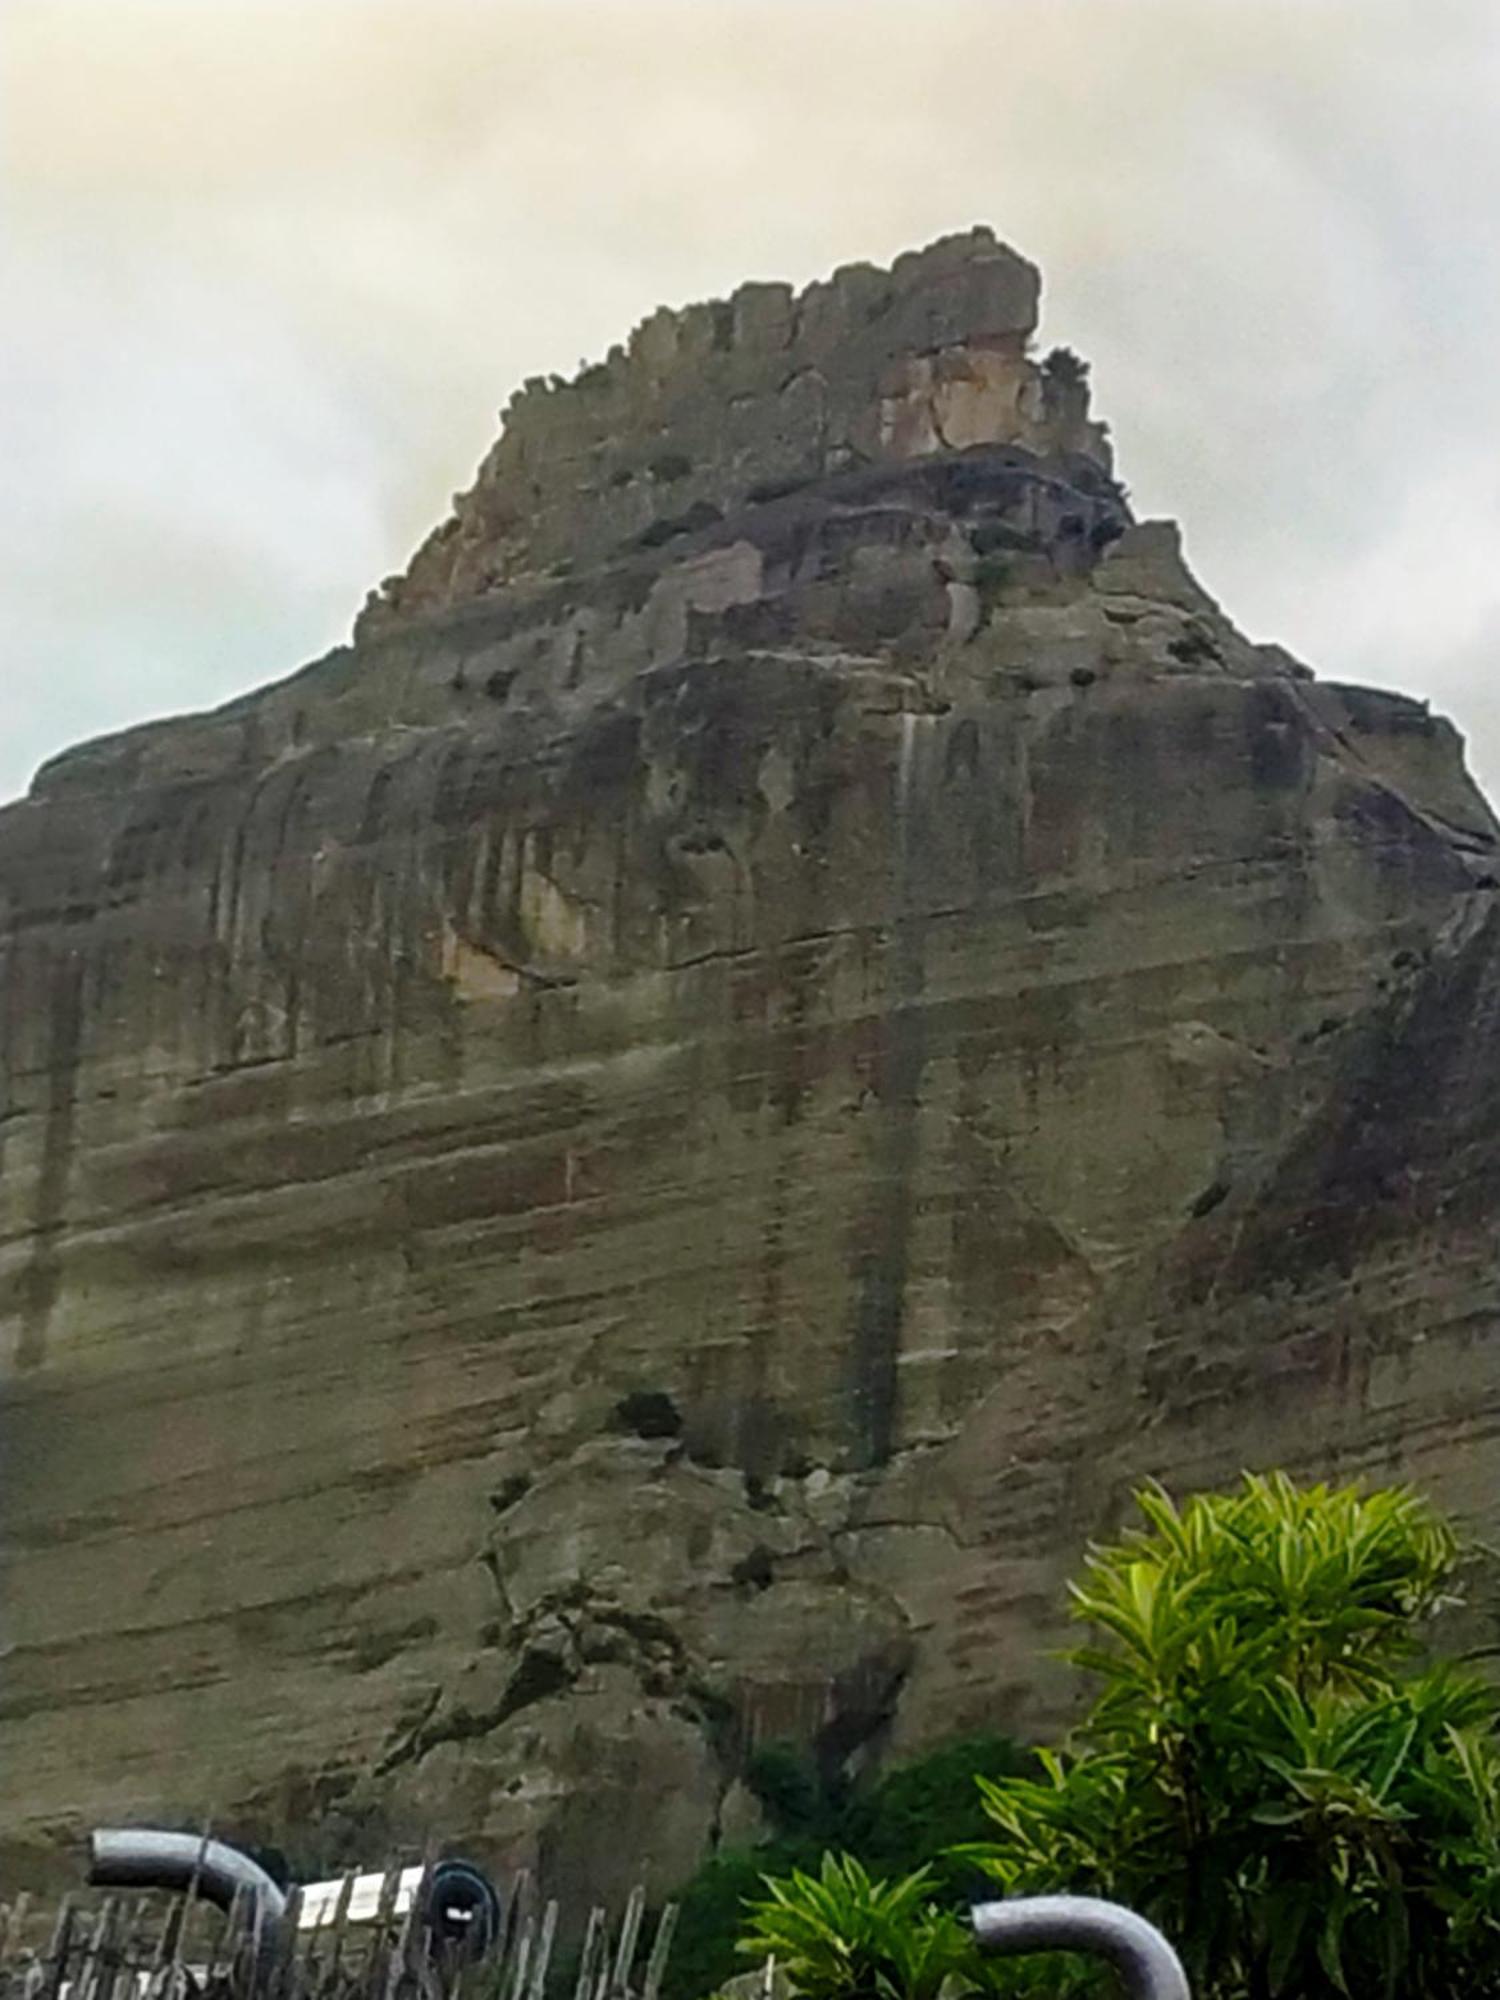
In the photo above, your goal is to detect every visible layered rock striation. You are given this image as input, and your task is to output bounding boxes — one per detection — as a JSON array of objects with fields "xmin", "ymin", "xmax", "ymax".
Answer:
[{"xmin": 4, "ymin": 228, "xmax": 1500, "ymax": 1899}]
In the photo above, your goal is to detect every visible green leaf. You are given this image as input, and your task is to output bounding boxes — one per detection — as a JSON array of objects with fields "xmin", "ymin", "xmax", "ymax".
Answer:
[{"xmin": 1264, "ymin": 1880, "xmax": 1314, "ymax": 1995}]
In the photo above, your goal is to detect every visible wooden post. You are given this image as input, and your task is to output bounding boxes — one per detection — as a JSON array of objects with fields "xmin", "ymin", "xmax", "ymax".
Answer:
[
  {"xmin": 523, "ymin": 1904, "xmax": 556, "ymax": 2000},
  {"xmin": 606, "ymin": 1889, "xmax": 644, "ymax": 2000},
  {"xmin": 570, "ymin": 1909, "xmax": 606, "ymax": 2000},
  {"xmin": 639, "ymin": 1906, "xmax": 678, "ymax": 2000},
  {"xmin": 360, "ymin": 1865, "xmax": 403, "ymax": 2000},
  {"xmin": 74, "ymin": 1895, "xmax": 115, "ymax": 2000},
  {"xmin": 0, "ymin": 1893, "xmax": 32, "ymax": 1968},
  {"xmin": 325, "ymin": 1873, "xmax": 357, "ymax": 1987},
  {"xmin": 41, "ymin": 1895, "xmax": 75, "ymax": 2000}
]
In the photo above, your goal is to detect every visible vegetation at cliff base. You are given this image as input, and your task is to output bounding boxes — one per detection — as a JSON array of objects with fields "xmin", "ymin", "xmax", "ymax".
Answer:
[
  {"xmin": 661, "ymin": 1735, "xmax": 1032, "ymax": 2000},
  {"xmin": 726, "ymin": 1474, "xmax": 1500, "ymax": 2000}
]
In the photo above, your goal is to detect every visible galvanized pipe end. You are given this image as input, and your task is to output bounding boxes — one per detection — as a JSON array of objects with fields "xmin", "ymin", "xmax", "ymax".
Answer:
[
  {"xmin": 88, "ymin": 1829, "xmax": 288, "ymax": 1928},
  {"xmin": 972, "ymin": 1895, "xmax": 1190, "ymax": 2000}
]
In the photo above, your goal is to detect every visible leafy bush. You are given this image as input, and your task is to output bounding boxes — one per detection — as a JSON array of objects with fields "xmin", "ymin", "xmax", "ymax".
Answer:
[
  {"xmin": 963, "ymin": 1473, "xmax": 1500, "ymax": 1998},
  {"xmin": 660, "ymin": 1737, "xmax": 1029, "ymax": 2000},
  {"xmin": 723, "ymin": 1476, "xmax": 1500, "ymax": 2000},
  {"xmin": 746, "ymin": 1744, "xmax": 828, "ymax": 1836},
  {"xmin": 838, "ymin": 1736, "xmax": 1032, "ymax": 1897},
  {"xmin": 739, "ymin": 1856, "xmax": 968, "ymax": 2000},
  {"xmin": 668, "ymin": 1843, "xmax": 820, "ymax": 2000}
]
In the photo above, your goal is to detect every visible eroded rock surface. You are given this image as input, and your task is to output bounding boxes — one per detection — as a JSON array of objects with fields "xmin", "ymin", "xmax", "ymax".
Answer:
[{"xmin": 4, "ymin": 229, "xmax": 1500, "ymax": 1900}]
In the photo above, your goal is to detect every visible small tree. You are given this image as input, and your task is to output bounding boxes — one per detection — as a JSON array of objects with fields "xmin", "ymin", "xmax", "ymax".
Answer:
[
  {"xmin": 964, "ymin": 1473, "xmax": 1500, "ymax": 1998},
  {"xmin": 1041, "ymin": 346, "xmax": 1090, "ymax": 389}
]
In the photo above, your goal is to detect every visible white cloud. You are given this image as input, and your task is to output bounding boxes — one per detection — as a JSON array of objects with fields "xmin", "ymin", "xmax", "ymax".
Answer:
[{"xmin": 2, "ymin": 0, "xmax": 1497, "ymax": 798}]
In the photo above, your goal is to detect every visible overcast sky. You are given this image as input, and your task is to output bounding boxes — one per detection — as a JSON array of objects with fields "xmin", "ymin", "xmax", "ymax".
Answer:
[{"xmin": 3, "ymin": 0, "xmax": 1498, "ymax": 806}]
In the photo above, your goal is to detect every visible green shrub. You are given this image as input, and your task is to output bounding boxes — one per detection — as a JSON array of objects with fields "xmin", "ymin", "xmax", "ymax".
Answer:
[
  {"xmin": 659, "ymin": 1737, "xmax": 1029, "ymax": 2000},
  {"xmin": 720, "ymin": 1476, "xmax": 1500, "ymax": 2000},
  {"xmin": 739, "ymin": 1855, "xmax": 967, "ymax": 2000},
  {"xmin": 962, "ymin": 1474, "xmax": 1500, "ymax": 1998},
  {"xmin": 669, "ymin": 1841, "xmax": 819, "ymax": 2000},
  {"xmin": 840, "ymin": 1737, "xmax": 1034, "ymax": 1896},
  {"xmin": 746, "ymin": 1744, "xmax": 829, "ymax": 1836}
]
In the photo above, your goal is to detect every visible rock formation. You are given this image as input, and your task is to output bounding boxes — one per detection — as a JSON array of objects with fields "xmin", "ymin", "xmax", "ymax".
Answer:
[{"xmin": 4, "ymin": 227, "xmax": 1500, "ymax": 1902}]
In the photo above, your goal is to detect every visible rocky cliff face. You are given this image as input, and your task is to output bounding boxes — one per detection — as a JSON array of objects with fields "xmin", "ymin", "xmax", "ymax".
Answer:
[{"xmin": 4, "ymin": 228, "xmax": 1500, "ymax": 1901}]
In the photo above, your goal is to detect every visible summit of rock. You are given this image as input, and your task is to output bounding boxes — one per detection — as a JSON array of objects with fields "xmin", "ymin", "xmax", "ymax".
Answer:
[
  {"xmin": 4, "ymin": 231, "xmax": 1500, "ymax": 1908},
  {"xmin": 358, "ymin": 226, "xmax": 1107, "ymax": 634}
]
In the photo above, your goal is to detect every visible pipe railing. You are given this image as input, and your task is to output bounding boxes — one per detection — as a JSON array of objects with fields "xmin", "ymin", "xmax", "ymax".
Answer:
[
  {"xmin": 972, "ymin": 1895, "xmax": 1190, "ymax": 2000},
  {"xmin": 87, "ymin": 1835, "xmax": 1189, "ymax": 1997},
  {"xmin": 85, "ymin": 1834, "xmax": 507, "ymax": 1969},
  {"xmin": 88, "ymin": 1830, "xmax": 288, "ymax": 1930}
]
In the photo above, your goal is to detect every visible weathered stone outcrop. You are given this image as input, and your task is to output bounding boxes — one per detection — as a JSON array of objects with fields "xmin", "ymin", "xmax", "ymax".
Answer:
[
  {"xmin": 4, "ymin": 229, "xmax": 1500, "ymax": 1903},
  {"xmin": 358, "ymin": 227, "xmax": 1108, "ymax": 635}
]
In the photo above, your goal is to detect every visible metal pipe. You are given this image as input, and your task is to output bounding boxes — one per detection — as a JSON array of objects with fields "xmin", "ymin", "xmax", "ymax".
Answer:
[
  {"xmin": 972, "ymin": 1895, "xmax": 1190, "ymax": 2000},
  {"xmin": 88, "ymin": 1829, "xmax": 288, "ymax": 1927}
]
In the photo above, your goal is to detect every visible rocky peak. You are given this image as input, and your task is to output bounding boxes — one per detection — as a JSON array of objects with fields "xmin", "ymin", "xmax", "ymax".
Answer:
[
  {"xmin": 4, "ymin": 230, "xmax": 1500, "ymax": 1909},
  {"xmin": 357, "ymin": 226, "xmax": 1110, "ymax": 635}
]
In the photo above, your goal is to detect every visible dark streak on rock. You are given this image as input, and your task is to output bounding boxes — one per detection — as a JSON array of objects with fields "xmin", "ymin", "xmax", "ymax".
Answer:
[{"xmin": 16, "ymin": 947, "xmax": 84, "ymax": 1371}]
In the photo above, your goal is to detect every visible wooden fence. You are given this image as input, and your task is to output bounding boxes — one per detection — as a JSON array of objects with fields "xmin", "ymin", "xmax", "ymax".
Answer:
[{"xmin": 0, "ymin": 1866, "xmax": 678, "ymax": 2000}]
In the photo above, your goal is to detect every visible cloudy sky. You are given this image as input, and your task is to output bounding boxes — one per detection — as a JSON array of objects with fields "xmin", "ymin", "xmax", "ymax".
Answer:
[{"xmin": 3, "ymin": 0, "xmax": 1498, "ymax": 804}]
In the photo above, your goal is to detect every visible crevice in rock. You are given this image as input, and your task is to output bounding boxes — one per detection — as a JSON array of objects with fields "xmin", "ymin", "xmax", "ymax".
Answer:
[
  {"xmin": 488, "ymin": 1473, "xmax": 533, "ymax": 1515},
  {"xmin": 612, "ymin": 1389, "xmax": 683, "ymax": 1439},
  {"xmin": 372, "ymin": 1590, "xmax": 716, "ymax": 1779}
]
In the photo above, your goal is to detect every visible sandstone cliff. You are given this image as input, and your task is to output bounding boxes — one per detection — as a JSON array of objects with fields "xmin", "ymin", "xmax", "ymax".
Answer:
[{"xmin": 4, "ymin": 228, "xmax": 1499, "ymax": 1902}]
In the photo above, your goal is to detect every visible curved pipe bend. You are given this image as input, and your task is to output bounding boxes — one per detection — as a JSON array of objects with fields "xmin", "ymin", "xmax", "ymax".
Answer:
[
  {"xmin": 88, "ymin": 1829, "xmax": 288, "ymax": 1928},
  {"xmin": 972, "ymin": 1895, "xmax": 1190, "ymax": 2000}
]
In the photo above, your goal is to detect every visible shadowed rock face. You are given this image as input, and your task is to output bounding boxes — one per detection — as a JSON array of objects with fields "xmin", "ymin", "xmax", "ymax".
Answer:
[{"xmin": 3, "ymin": 228, "xmax": 1500, "ymax": 1900}]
